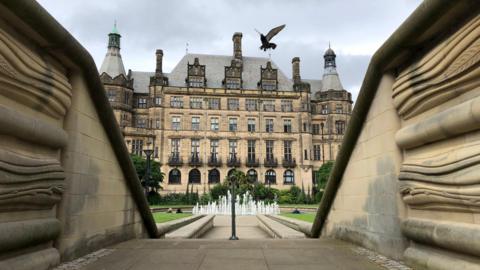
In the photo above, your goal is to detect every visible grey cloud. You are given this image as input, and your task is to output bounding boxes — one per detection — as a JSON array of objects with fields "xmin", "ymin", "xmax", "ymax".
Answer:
[{"xmin": 37, "ymin": 0, "xmax": 421, "ymax": 101}]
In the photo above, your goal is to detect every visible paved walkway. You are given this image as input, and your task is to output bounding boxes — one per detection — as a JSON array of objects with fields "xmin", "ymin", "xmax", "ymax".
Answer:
[
  {"xmin": 70, "ymin": 238, "xmax": 388, "ymax": 270},
  {"xmin": 201, "ymin": 215, "xmax": 270, "ymax": 239}
]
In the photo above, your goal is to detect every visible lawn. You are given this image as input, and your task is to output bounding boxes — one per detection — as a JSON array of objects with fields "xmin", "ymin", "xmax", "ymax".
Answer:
[
  {"xmin": 152, "ymin": 212, "xmax": 192, "ymax": 223},
  {"xmin": 279, "ymin": 204, "xmax": 319, "ymax": 209},
  {"xmin": 280, "ymin": 212, "xmax": 316, "ymax": 223}
]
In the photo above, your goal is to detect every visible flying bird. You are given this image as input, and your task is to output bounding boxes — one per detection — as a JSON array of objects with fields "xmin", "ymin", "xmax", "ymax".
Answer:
[{"xmin": 255, "ymin": 24, "xmax": 286, "ymax": 51}]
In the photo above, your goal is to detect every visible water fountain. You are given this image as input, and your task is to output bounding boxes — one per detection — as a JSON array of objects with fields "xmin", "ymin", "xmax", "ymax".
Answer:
[{"xmin": 192, "ymin": 191, "xmax": 280, "ymax": 215}]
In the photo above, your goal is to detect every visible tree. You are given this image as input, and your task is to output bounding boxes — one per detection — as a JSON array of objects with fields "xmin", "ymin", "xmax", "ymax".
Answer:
[
  {"xmin": 130, "ymin": 154, "xmax": 164, "ymax": 195},
  {"xmin": 314, "ymin": 161, "xmax": 334, "ymax": 202}
]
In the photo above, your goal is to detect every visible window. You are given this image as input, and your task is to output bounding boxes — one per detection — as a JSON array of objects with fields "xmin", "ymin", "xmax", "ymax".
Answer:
[
  {"xmin": 155, "ymin": 119, "xmax": 160, "ymax": 129},
  {"xmin": 229, "ymin": 140, "xmax": 237, "ymax": 159},
  {"xmin": 246, "ymin": 99, "xmax": 258, "ymax": 111},
  {"xmin": 263, "ymin": 100, "xmax": 275, "ymax": 112},
  {"xmin": 314, "ymin": 145, "xmax": 321, "ymax": 161},
  {"xmin": 107, "ymin": 90, "xmax": 116, "ymax": 102},
  {"xmin": 336, "ymin": 104, "xmax": 343, "ymax": 113},
  {"xmin": 265, "ymin": 119, "xmax": 274, "ymax": 133},
  {"xmin": 137, "ymin": 118, "xmax": 146, "ymax": 128},
  {"xmin": 228, "ymin": 98, "xmax": 239, "ymax": 110},
  {"xmin": 226, "ymin": 78, "xmax": 241, "ymax": 89},
  {"xmin": 138, "ymin": 97, "xmax": 147, "ymax": 108},
  {"xmin": 210, "ymin": 117, "xmax": 219, "ymax": 131},
  {"xmin": 190, "ymin": 97, "xmax": 203, "ymax": 109},
  {"xmin": 303, "ymin": 122, "xmax": 308, "ymax": 132},
  {"xmin": 169, "ymin": 169, "xmax": 181, "ymax": 184},
  {"xmin": 210, "ymin": 140, "xmax": 219, "ymax": 158},
  {"xmin": 171, "ymin": 139, "xmax": 180, "ymax": 157},
  {"xmin": 171, "ymin": 116, "xmax": 181, "ymax": 130},
  {"xmin": 188, "ymin": 169, "xmax": 201, "ymax": 184},
  {"xmin": 283, "ymin": 119, "xmax": 292, "ymax": 133},
  {"xmin": 132, "ymin": 140, "xmax": 143, "ymax": 156},
  {"xmin": 336, "ymin": 121, "xmax": 345, "ymax": 134},
  {"xmin": 283, "ymin": 170, "xmax": 294, "ymax": 184},
  {"xmin": 154, "ymin": 97, "xmax": 162, "ymax": 106},
  {"xmin": 247, "ymin": 140, "xmax": 256, "ymax": 161},
  {"xmin": 208, "ymin": 169, "xmax": 220, "ymax": 184},
  {"xmin": 265, "ymin": 169, "xmax": 276, "ymax": 184},
  {"xmin": 191, "ymin": 139, "xmax": 200, "ymax": 159},
  {"xmin": 124, "ymin": 92, "xmax": 129, "ymax": 105},
  {"xmin": 170, "ymin": 96, "xmax": 183, "ymax": 108},
  {"xmin": 154, "ymin": 147, "xmax": 159, "ymax": 158},
  {"xmin": 247, "ymin": 169, "xmax": 258, "ymax": 183},
  {"xmin": 304, "ymin": 149, "xmax": 308, "ymax": 160},
  {"xmin": 312, "ymin": 124, "xmax": 320, "ymax": 135},
  {"xmin": 281, "ymin": 100, "xmax": 292, "ymax": 112},
  {"xmin": 191, "ymin": 117, "xmax": 200, "ymax": 131},
  {"xmin": 247, "ymin": 118, "xmax": 256, "ymax": 132},
  {"xmin": 266, "ymin": 140, "xmax": 274, "ymax": 160},
  {"xmin": 262, "ymin": 81, "xmax": 276, "ymax": 91},
  {"xmin": 189, "ymin": 77, "xmax": 204, "ymax": 88},
  {"xmin": 284, "ymin": 141, "xmax": 292, "ymax": 160},
  {"xmin": 229, "ymin": 118, "xmax": 237, "ymax": 132},
  {"xmin": 208, "ymin": 98, "xmax": 220, "ymax": 109},
  {"xmin": 321, "ymin": 104, "xmax": 329, "ymax": 114}
]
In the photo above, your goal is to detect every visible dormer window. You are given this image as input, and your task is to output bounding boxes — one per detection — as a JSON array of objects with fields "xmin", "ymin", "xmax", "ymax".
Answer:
[
  {"xmin": 259, "ymin": 61, "xmax": 278, "ymax": 91},
  {"xmin": 187, "ymin": 57, "xmax": 206, "ymax": 88},
  {"xmin": 224, "ymin": 59, "xmax": 242, "ymax": 89}
]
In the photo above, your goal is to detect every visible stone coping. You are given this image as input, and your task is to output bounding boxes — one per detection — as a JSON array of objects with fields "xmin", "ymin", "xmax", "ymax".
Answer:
[
  {"xmin": 256, "ymin": 214, "xmax": 305, "ymax": 239},
  {"xmin": 266, "ymin": 214, "xmax": 312, "ymax": 237},
  {"xmin": 157, "ymin": 215, "xmax": 204, "ymax": 237},
  {"xmin": 166, "ymin": 215, "xmax": 214, "ymax": 239}
]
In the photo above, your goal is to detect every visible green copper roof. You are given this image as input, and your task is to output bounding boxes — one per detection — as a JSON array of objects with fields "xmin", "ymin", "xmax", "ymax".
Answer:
[{"xmin": 111, "ymin": 21, "xmax": 119, "ymax": 34}]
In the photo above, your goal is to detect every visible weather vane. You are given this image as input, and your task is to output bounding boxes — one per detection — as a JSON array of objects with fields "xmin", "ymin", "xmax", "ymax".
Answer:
[{"xmin": 255, "ymin": 24, "xmax": 286, "ymax": 51}]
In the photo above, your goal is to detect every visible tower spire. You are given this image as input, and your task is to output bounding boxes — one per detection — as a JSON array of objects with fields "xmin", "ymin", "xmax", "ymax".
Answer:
[
  {"xmin": 108, "ymin": 21, "xmax": 121, "ymax": 49},
  {"xmin": 99, "ymin": 22, "xmax": 126, "ymax": 77}
]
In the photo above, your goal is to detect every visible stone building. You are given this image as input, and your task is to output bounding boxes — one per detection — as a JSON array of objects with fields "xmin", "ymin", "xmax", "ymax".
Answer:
[{"xmin": 100, "ymin": 27, "xmax": 352, "ymax": 193}]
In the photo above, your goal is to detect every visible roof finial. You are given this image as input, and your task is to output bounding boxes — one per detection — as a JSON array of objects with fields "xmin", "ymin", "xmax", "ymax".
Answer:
[
  {"xmin": 111, "ymin": 19, "xmax": 119, "ymax": 34},
  {"xmin": 186, "ymin": 42, "xmax": 189, "ymax": 54},
  {"xmin": 328, "ymin": 41, "xmax": 331, "ymax": 49}
]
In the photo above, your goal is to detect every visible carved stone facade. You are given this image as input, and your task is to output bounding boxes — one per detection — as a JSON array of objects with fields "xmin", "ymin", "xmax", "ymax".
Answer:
[
  {"xmin": 100, "ymin": 30, "xmax": 353, "ymax": 194},
  {"xmin": 320, "ymin": 3, "xmax": 480, "ymax": 269}
]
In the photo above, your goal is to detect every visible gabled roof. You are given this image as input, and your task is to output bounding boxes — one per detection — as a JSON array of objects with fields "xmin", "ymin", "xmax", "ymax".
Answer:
[
  {"xmin": 166, "ymin": 53, "xmax": 294, "ymax": 91},
  {"xmin": 130, "ymin": 71, "xmax": 155, "ymax": 93}
]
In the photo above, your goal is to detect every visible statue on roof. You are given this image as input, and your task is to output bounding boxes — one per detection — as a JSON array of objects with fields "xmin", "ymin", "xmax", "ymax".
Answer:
[{"xmin": 255, "ymin": 24, "xmax": 286, "ymax": 51}]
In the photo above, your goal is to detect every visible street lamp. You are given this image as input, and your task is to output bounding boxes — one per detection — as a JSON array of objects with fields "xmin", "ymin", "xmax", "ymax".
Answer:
[
  {"xmin": 229, "ymin": 171, "xmax": 239, "ymax": 240},
  {"xmin": 143, "ymin": 140, "xmax": 154, "ymax": 198}
]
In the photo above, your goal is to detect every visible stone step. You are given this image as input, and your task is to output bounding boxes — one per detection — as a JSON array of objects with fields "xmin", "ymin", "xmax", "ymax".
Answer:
[
  {"xmin": 165, "ymin": 215, "xmax": 214, "ymax": 239},
  {"xmin": 256, "ymin": 214, "xmax": 306, "ymax": 239}
]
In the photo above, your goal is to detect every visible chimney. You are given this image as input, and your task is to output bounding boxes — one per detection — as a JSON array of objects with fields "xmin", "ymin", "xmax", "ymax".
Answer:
[
  {"xmin": 155, "ymin": 49, "xmax": 163, "ymax": 76},
  {"xmin": 232, "ymin": 32, "xmax": 243, "ymax": 60},
  {"xmin": 292, "ymin": 57, "xmax": 301, "ymax": 84}
]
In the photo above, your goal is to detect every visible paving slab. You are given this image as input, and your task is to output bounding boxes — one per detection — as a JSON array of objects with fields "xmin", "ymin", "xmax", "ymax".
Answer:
[
  {"xmin": 201, "ymin": 215, "xmax": 271, "ymax": 239},
  {"xmin": 69, "ymin": 239, "xmax": 389, "ymax": 270}
]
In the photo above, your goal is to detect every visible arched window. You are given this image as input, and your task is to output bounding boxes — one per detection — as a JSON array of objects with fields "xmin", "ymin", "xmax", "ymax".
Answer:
[
  {"xmin": 169, "ymin": 169, "xmax": 181, "ymax": 184},
  {"xmin": 208, "ymin": 169, "xmax": 220, "ymax": 184},
  {"xmin": 265, "ymin": 169, "xmax": 276, "ymax": 184},
  {"xmin": 283, "ymin": 170, "xmax": 294, "ymax": 184},
  {"xmin": 227, "ymin": 169, "xmax": 236, "ymax": 178},
  {"xmin": 188, "ymin": 169, "xmax": 201, "ymax": 184},
  {"xmin": 247, "ymin": 169, "xmax": 258, "ymax": 183}
]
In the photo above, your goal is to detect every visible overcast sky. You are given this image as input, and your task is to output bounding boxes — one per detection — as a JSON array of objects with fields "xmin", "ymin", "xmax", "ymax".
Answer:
[{"xmin": 37, "ymin": 0, "xmax": 422, "ymax": 100}]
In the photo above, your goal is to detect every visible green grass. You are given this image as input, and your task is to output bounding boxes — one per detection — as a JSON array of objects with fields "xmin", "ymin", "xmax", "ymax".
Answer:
[
  {"xmin": 152, "ymin": 212, "xmax": 192, "ymax": 223},
  {"xmin": 280, "ymin": 212, "xmax": 316, "ymax": 223},
  {"xmin": 150, "ymin": 205, "xmax": 194, "ymax": 209},
  {"xmin": 278, "ymin": 204, "xmax": 319, "ymax": 209}
]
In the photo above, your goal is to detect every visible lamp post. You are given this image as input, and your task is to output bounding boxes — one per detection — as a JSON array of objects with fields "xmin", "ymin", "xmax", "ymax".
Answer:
[
  {"xmin": 143, "ymin": 141, "xmax": 154, "ymax": 198},
  {"xmin": 229, "ymin": 171, "xmax": 239, "ymax": 240}
]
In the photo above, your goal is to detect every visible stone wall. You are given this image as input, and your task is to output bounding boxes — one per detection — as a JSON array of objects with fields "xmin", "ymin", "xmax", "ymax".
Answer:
[
  {"xmin": 0, "ymin": 2, "xmax": 154, "ymax": 269},
  {"xmin": 322, "ymin": 74, "xmax": 407, "ymax": 259},
  {"xmin": 316, "ymin": 1, "xmax": 480, "ymax": 269}
]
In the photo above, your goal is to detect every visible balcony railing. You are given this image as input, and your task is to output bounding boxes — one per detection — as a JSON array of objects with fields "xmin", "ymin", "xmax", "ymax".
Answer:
[
  {"xmin": 208, "ymin": 155, "xmax": 222, "ymax": 167},
  {"xmin": 282, "ymin": 158, "xmax": 297, "ymax": 168},
  {"xmin": 227, "ymin": 155, "xmax": 241, "ymax": 167},
  {"xmin": 168, "ymin": 155, "xmax": 183, "ymax": 166},
  {"xmin": 264, "ymin": 157, "xmax": 278, "ymax": 168},
  {"xmin": 246, "ymin": 157, "xmax": 260, "ymax": 167},
  {"xmin": 188, "ymin": 154, "xmax": 202, "ymax": 166}
]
